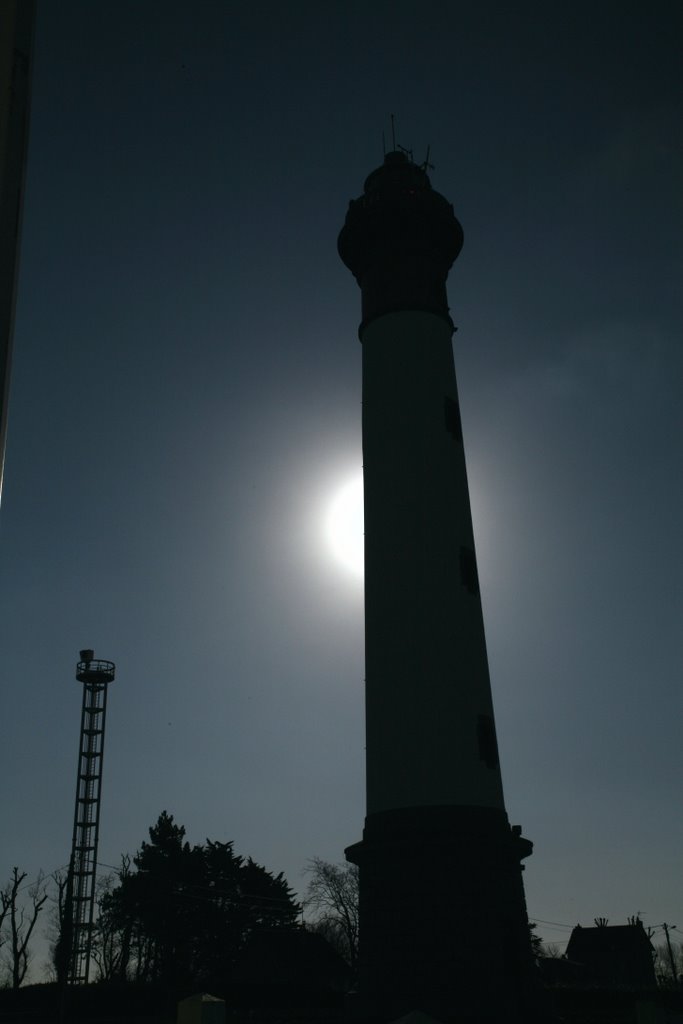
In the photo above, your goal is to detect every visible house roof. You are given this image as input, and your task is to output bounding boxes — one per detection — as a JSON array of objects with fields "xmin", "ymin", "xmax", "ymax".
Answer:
[{"xmin": 566, "ymin": 923, "xmax": 654, "ymax": 958}]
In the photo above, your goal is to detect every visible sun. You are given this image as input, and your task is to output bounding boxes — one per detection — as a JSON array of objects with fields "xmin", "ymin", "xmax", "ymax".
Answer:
[{"xmin": 325, "ymin": 475, "xmax": 364, "ymax": 578}]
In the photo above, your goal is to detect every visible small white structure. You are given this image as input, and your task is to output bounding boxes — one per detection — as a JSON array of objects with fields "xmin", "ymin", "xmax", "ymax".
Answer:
[{"xmin": 177, "ymin": 992, "xmax": 225, "ymax": 1024}]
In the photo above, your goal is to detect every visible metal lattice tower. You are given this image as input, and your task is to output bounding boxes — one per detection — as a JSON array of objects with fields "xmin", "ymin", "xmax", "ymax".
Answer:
[{"xmin": 66, "ymin": 649, "xmax": 115, "ymax": 985}]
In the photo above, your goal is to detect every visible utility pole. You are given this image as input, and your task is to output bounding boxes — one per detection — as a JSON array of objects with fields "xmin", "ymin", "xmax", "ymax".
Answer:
[{"xmin": 662, "ymin": 923, "xmax": 678, "ymax": 984}]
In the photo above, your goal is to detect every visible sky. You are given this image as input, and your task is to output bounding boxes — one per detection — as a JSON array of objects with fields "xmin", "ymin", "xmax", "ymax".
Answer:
[{"xmin": 1, "ymin": 0, "xmax": 682, "ymax": 973}]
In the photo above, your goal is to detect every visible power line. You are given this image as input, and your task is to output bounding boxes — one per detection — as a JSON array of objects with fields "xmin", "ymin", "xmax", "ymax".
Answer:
[{"xmin": 528, "ymin": 916, "xmax": 575, "ymax": 930}]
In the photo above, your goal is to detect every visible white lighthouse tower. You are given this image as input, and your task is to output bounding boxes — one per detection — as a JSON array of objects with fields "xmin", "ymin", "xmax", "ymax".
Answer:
[{"xmin": 339, "ymin": 151, "xmax": 539, "ymax": 1022}]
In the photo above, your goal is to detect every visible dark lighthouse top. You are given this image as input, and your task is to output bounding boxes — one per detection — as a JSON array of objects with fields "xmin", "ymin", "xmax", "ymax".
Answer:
[{"xmin": 338, "ymin": 151, "xmax": 464, "ymax": 330}]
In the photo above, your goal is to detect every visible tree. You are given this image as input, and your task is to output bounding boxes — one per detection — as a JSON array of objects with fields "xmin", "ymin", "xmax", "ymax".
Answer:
[
  {"xmin": 528, "ymin": 922, "xmax": 543, "ymax": 961},
  {"xmin": 0, "ymin": 867, "xmax": 48, "ymax": 987},
  {"xmin": 45, "ymin": 869, "xmax": 69, "ymax": 984},
  {"xmin": 541, "ymin": 942, "xmax": 564, "ymax": 959},
  {"xmin": 304, "ymin": 858, "xmax": 359, "ymax": 971},
  {"xmin": 655, "ymin": 939, "xmax": 683, "ymax": 987},
  {"xmin": 0, "ymin": 882, "xmax": 10, "ymax": 962},
  {"xmin": 87, "ymin": 862, "xmax": 131, "ymax": 983},
  {"xmin": 94, "ymin": 812, "xmax": 300, "ymax": 988}
]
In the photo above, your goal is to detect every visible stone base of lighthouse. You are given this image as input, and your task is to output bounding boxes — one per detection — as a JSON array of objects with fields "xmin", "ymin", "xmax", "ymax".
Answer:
[{"xmin": 346, "ymin": 806, "xmax": 541, "ymax": 1024}]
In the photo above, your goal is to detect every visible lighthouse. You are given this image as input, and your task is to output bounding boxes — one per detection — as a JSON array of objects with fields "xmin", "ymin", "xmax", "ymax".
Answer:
[{"xmin": 338, "ymin": 151, "xmax": 539, "ymax": 1022}]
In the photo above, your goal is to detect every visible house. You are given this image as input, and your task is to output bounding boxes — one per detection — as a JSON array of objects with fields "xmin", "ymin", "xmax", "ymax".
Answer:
[{"xmin": 565, "ymin": 919, "xmax": 657, "ymax": 989}]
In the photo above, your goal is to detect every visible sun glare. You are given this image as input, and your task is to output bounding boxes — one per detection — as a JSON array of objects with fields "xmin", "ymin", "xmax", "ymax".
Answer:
[{"xmin": 326, "ymin": 475, "xmax": 364, "ymax": 578}]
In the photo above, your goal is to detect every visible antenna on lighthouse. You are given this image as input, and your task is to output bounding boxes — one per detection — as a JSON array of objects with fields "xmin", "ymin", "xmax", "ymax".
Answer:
[{"xmin": 420, "ymin": 144, "xmax": 434, "ymax": 172}]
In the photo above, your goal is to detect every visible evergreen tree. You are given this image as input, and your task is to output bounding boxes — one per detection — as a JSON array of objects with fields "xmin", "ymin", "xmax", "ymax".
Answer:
[{"xmin": 94, "ymin": 812, "xmax": 299, "ymax": 988}]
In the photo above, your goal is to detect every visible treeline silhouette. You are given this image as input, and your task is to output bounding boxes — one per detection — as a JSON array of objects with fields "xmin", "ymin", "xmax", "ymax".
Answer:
[{"xmin": 56, "ymin": 811, "xmax": 300, "ymax": 991}]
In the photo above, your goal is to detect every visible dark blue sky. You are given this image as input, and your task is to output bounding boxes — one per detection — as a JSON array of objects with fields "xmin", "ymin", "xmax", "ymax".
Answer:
[{"xmin": 1, "ymin": 0, "xmax": 681, "ymax": 968}]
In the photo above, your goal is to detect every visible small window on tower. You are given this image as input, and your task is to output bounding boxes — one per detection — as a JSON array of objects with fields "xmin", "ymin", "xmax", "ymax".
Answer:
[
  {"xmin": 444, "ymin": 396, "xmax": 462, "ymax": 442},
  {"xmin": 460, "ymin": 546, "xmax": 479, "ymax": 595},
  {"xmin": 477, "ymin": 715, "xmax": 500, "ymax": 770}
]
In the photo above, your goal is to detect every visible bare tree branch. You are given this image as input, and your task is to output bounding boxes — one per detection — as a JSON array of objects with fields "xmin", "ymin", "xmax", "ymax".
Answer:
[
  {"xmin": 1, "ymin": 868, "xmax": 49, "ymax": 987},
  {"xmin": 304, "ymin": 858, "xmax": 359, "ymax": 971}
]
